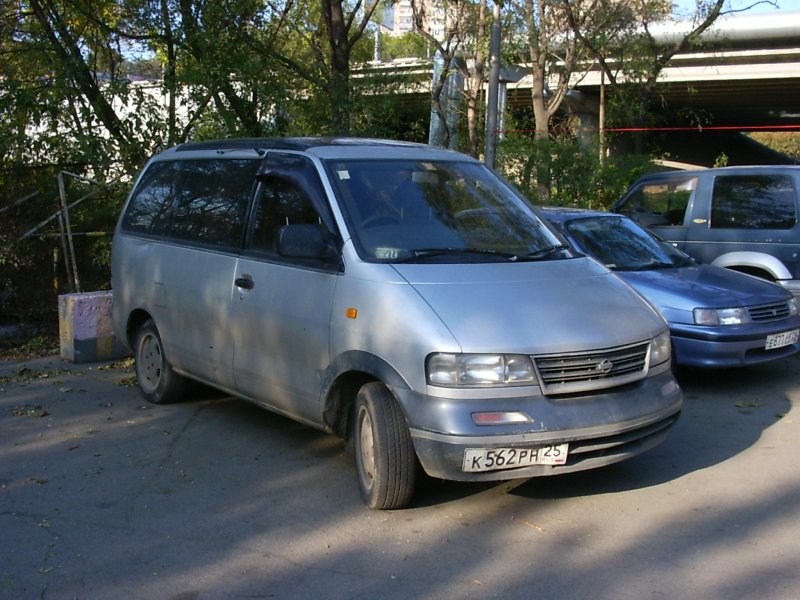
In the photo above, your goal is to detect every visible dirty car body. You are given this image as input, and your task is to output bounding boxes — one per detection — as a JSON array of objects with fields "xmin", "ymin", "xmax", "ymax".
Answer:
[{"xmin": 112, "ymin": 138, "xmax": 682, "ymax": 509}]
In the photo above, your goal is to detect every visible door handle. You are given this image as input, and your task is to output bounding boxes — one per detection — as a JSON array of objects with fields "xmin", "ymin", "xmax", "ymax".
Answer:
[{"xmin": 235, "ymin": 276, "xmax": 254, "ymax": 290}]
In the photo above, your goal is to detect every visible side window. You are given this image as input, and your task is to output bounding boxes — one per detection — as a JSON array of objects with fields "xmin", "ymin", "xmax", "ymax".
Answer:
[
  {"xmin": 121, "ymin": 161, "xmax": 180, "ymax": 235},
  {"xmin": 711, "ymin": 175, "xmax": 797, "ymax": 230},
  {"xmin": 170, "ymin": 159, "xmax": 259, "ymax": 249},
  {"xmin": 250, "ymin": 177, "xmax": 323, "ymax": 255},
  {"xmin": 619, "ymin": 177, "xmax": 697, "ymax": 227}
]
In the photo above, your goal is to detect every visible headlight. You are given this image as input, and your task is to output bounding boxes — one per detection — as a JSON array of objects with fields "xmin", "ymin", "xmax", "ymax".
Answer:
[
  {"xmin": 426, "ymin": 353, "xmax": 537, "ymax": 387},
  {"xmin": 789, "ymin": 297, "xmax": 799, "ymax": 316},
  {"xmin": 693, "ymin": 307, "xmax": 749, "ymax": 326},
  {"xmin": 649, "ymin": 331, "xmax": 672, "ymax": 366}
]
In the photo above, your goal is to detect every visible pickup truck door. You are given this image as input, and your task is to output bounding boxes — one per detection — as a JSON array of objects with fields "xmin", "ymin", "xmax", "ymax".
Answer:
[
  {"xmin": 682, "ymin": 172, "xmax": 800, "ymax": 268},
  {"xmin": 617, "ymin": 175, "xmax": 698, "ymax": 251}
]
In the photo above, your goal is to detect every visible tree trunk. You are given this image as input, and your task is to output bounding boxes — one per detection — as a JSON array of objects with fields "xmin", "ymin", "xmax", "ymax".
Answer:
[
  {"xmin": 160, "ymin": 0, "xmax": 177, "ymax": 145},
  {"xmin": 531, "ymin": 66, "xmax": 550, "ymax": 141},
  {"xmin": 466, "ymin": 0, "xmax": 488, "ymax": 158},
  {"xmin": 323, "ymin": 0, "xmax": 352, "ymax": 135},
  {"xmin": 527, "ymin": 0, "xmax": 550, "ymax": 141}
]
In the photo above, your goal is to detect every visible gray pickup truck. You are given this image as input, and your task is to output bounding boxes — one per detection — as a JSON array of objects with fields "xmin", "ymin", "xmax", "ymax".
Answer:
[{"xmin": 614, "ymin": 166, "xmax": 800, "ymax": 296}]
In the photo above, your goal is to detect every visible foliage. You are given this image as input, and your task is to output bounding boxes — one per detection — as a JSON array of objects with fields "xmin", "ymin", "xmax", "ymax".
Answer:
[
  {"xmin": 0, "ymin": 334, "xmax": 61, "ymax": 362},
  {"xmin": 380, "ymin": 32, "xmax": 431, "ymax": 60},
  {"xmin": 1, "ymin": 0, "xmax": 425, "ymax": 330},
  {"xmin": 496, "ymin": 135, "xmax": 656, "ymax": 209},
  {"xmin": 563, "ymin": 0, "xmax": 727, "ymax": 152},
  {"xmin": 0, "ymin": 0, "xmax": 775, "ymax": 332}
]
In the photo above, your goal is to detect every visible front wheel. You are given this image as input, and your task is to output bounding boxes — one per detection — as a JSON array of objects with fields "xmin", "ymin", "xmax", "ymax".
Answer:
[
  {"xmin": 134, "ymin": 319, "xmax": 186, "ymax": 404},
  {"xmin": 354, "ymin": 382, "xmax": 417, "ymax": 510}
]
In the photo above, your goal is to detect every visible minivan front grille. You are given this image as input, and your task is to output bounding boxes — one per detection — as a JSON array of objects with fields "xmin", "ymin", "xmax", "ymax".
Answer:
[
  {"xmin": 533, "ymin": 341, "xmax": 650, "ymax": 396},
  {"xmin": 748, "ymin": 301, "xmax": 791, "ymax": 322}
]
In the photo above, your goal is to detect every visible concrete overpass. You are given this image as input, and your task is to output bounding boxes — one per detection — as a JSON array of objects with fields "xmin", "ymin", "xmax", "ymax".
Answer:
[{"xmin": 502, "ymin": 10, "xmax": 800, "ymax": 165}]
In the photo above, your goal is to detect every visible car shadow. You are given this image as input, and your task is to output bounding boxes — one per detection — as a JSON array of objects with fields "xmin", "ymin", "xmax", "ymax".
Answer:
[
  {"xmin": 167, "ymin": 355, "xmax": 797, "ymax": 506},
  {"xmin": 417, "ymin": 356, "xmax": 799, "ymax": 504}
]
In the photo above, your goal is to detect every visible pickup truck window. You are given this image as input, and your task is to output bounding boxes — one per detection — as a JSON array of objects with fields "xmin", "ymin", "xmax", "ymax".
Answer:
[
  {"xmin": 711, "ymin": 175, "xmax": 797, "ymax": 230},
  {"xmin": 619, "ymin": 177, "xmax": 697, "ymax": 227}
]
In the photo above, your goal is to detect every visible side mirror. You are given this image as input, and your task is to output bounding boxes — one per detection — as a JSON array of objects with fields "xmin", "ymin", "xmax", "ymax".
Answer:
[{"xmin": 278, "ymin": 224, "xmax": 338, "ymax": 262}]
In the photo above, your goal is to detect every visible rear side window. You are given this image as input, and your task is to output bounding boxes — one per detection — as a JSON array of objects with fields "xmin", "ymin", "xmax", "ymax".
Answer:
[
  {"xmin": 122, "ymin": 158, "xmax": 260, "ymax": 249},
  {"xmin": 711, "ymin": 175, "xmax": 797, "ymax": 230},
  {"xmin": 170, "ymin": 160, "xmax": 259, "ymax": 247},
  {"xmin": 618, "ymin": 177, "xmax": 697, "ymax": 227},
  {"xmin": 121, "ymin": 161, "xmax": 179, "ymax": 236}
]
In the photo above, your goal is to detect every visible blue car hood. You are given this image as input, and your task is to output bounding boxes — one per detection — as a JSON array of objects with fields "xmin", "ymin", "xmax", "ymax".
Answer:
[
  {"xmin": 393, "ymin": 257, "xmax": 665, "ymax": 355},
  {"xmin": 618, "ymin": 264, "xmax": 791, "ymax": 322}
]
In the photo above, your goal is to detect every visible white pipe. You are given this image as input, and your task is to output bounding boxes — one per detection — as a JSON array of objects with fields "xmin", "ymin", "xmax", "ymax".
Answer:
[{"xmin": 649, "ymin": 11, "xmax": 800, "ymax": 45}]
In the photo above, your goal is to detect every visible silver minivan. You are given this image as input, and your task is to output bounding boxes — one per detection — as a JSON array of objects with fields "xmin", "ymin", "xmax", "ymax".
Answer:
[{"xmin": 112, "ymin": 138, "xmax": 682, "ymax": 509}]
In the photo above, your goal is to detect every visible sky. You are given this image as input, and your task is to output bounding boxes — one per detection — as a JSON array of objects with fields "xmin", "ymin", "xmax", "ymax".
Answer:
[{"xmin": 672, "ymin": 0, "xmax": 800, "ymax": 17}]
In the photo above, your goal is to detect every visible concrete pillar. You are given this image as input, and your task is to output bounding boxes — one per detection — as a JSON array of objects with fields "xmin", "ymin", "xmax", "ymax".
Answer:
[{"xmin": 58, "ymin": 291, "xmax": 129, "ymax": 363}]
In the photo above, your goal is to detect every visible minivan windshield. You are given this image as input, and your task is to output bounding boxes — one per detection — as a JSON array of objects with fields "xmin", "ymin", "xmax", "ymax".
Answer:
[
  {"xmin": 563, "ymin": 215, "xmax": 694, "ymax": 271},
  {"xmin": 325, "ymin": 159, "xmax": 565, "ymax": 263}
]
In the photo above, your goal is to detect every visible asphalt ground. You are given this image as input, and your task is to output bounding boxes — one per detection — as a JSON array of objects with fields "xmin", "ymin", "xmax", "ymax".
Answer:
[{"xmin": 1, "ymin": 354, "xmax": 799, "ymax": 600}]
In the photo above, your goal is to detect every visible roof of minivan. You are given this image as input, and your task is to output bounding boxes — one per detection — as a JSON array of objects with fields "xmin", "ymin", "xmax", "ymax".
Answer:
[
  {"xmin": 163, "ymin": 137, "xmax": 474, "ymax": 162},
  {"xmin": 173, "ymin": 137, "xmax": 427, "ymax": 153}
]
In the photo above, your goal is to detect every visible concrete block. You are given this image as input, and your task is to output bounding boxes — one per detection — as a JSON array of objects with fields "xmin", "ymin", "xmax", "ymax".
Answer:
[{"xmin": 58, "ymin": 291, "xmax": 130, "ymax": 363}]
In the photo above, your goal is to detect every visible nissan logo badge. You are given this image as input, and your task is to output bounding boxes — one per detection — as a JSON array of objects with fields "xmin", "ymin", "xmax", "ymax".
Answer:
[{"xmin": 597, "ymin": 359, "xmax": 614, "ymax": 374}]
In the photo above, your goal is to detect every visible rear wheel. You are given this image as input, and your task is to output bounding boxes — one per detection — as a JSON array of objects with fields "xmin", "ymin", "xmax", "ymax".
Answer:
[
  {"xmin": 134, "ymin": 319, "xmax": 186, "ymax": 404},
  {"xmin": 354, "ymin": 382, "xmax": 417, "ymax": 510}
]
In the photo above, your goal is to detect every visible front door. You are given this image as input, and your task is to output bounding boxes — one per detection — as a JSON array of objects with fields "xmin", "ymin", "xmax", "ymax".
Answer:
[{"xmin": 231, "ymin": 152, "xmax": 341, "ymax": 425}]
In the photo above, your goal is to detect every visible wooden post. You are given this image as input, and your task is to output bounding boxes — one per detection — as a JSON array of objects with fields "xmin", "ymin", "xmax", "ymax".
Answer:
[{"xmin": 57, "ymin": 171, "xmax": 81, "ymax": 293}]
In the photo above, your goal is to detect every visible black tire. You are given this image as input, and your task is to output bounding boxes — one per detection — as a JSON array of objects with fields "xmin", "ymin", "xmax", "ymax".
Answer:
[
  {"xmin": 134, "ymin": 319, "xmax": 186, "ymax": 404},
  {"xmin": 354, "ymin": 382, "xmax": 417, "ymax": 510}
]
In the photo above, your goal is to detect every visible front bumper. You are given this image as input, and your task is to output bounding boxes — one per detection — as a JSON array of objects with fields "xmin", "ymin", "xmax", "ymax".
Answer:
[
  {"xmin": 392, "ymin": 368, "xmax": 682, "ymax": 482},
  {"xmin": 669, "ymin": 316, "xmax": 800, "ymax": 368}
]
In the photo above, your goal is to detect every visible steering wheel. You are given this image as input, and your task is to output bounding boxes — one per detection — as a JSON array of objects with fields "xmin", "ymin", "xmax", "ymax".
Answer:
[{"xmin": 361, "ymin": 214, "xmax": 401, "ymax": 228}]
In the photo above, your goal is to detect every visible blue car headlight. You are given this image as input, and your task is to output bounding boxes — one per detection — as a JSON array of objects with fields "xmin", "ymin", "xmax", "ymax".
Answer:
[
  {"xmin": 789, "ymin": 297, "xmax": 799, "ymax": 316},
  {"xmin": 693, "ymin": 307, "xmax": 750, "ymax": 326}
]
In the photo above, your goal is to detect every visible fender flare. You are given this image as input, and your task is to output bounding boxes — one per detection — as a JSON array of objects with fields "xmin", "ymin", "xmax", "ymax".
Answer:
[
  {"xmin": 320, "ymin": 351, "xmax": 413, "ymax": 436},
  {"xmin": 711, "ymin": 251, "xmax": 791, "ymax": 280}
]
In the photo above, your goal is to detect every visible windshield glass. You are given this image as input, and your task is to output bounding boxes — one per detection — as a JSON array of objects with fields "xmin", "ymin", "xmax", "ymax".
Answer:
[
  {"xmin": 325, "ymin": 159, "xmax": 564, "ymax": 263},
  {"xmin": 563, "ymin": 215, "xmax": 693, "ymax": 271}
]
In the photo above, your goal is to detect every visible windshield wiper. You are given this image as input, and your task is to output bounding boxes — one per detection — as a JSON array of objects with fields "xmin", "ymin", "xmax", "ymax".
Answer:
[
  {"xmin": 624, "ymin": 260, "xmax": 676, "ymax": 271},
  {"xmin": 519, "ymin": 244, "xmax": 570, "ymax": 261},
  {"xmin": 395, "ymin": 247, "xmax": 518, "ymax": 263}
]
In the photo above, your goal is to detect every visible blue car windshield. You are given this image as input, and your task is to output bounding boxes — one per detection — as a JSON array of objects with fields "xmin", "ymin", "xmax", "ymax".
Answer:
[
  {"xmin": 563, "ymin": 216, "xmax": 693, "ymax": 271},
  {"xmin": 324, "ymin": 159, "xmax": 565, "ymax": 263}
]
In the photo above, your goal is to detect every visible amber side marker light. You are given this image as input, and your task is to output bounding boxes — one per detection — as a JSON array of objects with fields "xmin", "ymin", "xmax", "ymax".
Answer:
[{"xmin": 346, "ymin": 307, "xmax": 358, "ymax": 319}]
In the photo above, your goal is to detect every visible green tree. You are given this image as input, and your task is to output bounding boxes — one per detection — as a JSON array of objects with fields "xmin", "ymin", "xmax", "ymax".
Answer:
[
  {"xmin": 380, "ymin": 31, "xmax": 430, "ymax": 60},
  {"xmin": 407, "ymin": 0, "xmax": 491, "ymax": 157},
  {"xmin": 563, "ymin": 0, "xmax": 727, "ymax": 152},
  {"xmin": 2, "ymin": 0, "xmax": 159, "ymax": 172},
  {"xmin": 497, "ymin": 136, "xmax": 654, "ymax": 207}
]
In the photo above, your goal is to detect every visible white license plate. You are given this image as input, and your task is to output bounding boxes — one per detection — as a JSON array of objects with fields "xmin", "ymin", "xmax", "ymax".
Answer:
[
  {"xmin": 765, "ymin": 328, "xmax": 800, "ymax": 350},
  {"xmin": 463, "ymin": 444, "xmax": 569, "ymax": 473}
]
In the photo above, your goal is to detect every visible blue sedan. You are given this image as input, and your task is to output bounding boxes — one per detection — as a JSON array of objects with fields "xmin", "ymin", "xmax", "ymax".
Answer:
[{"xmin": 541, "ymin": 207, "xmax": 800, "ymax": 368}]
